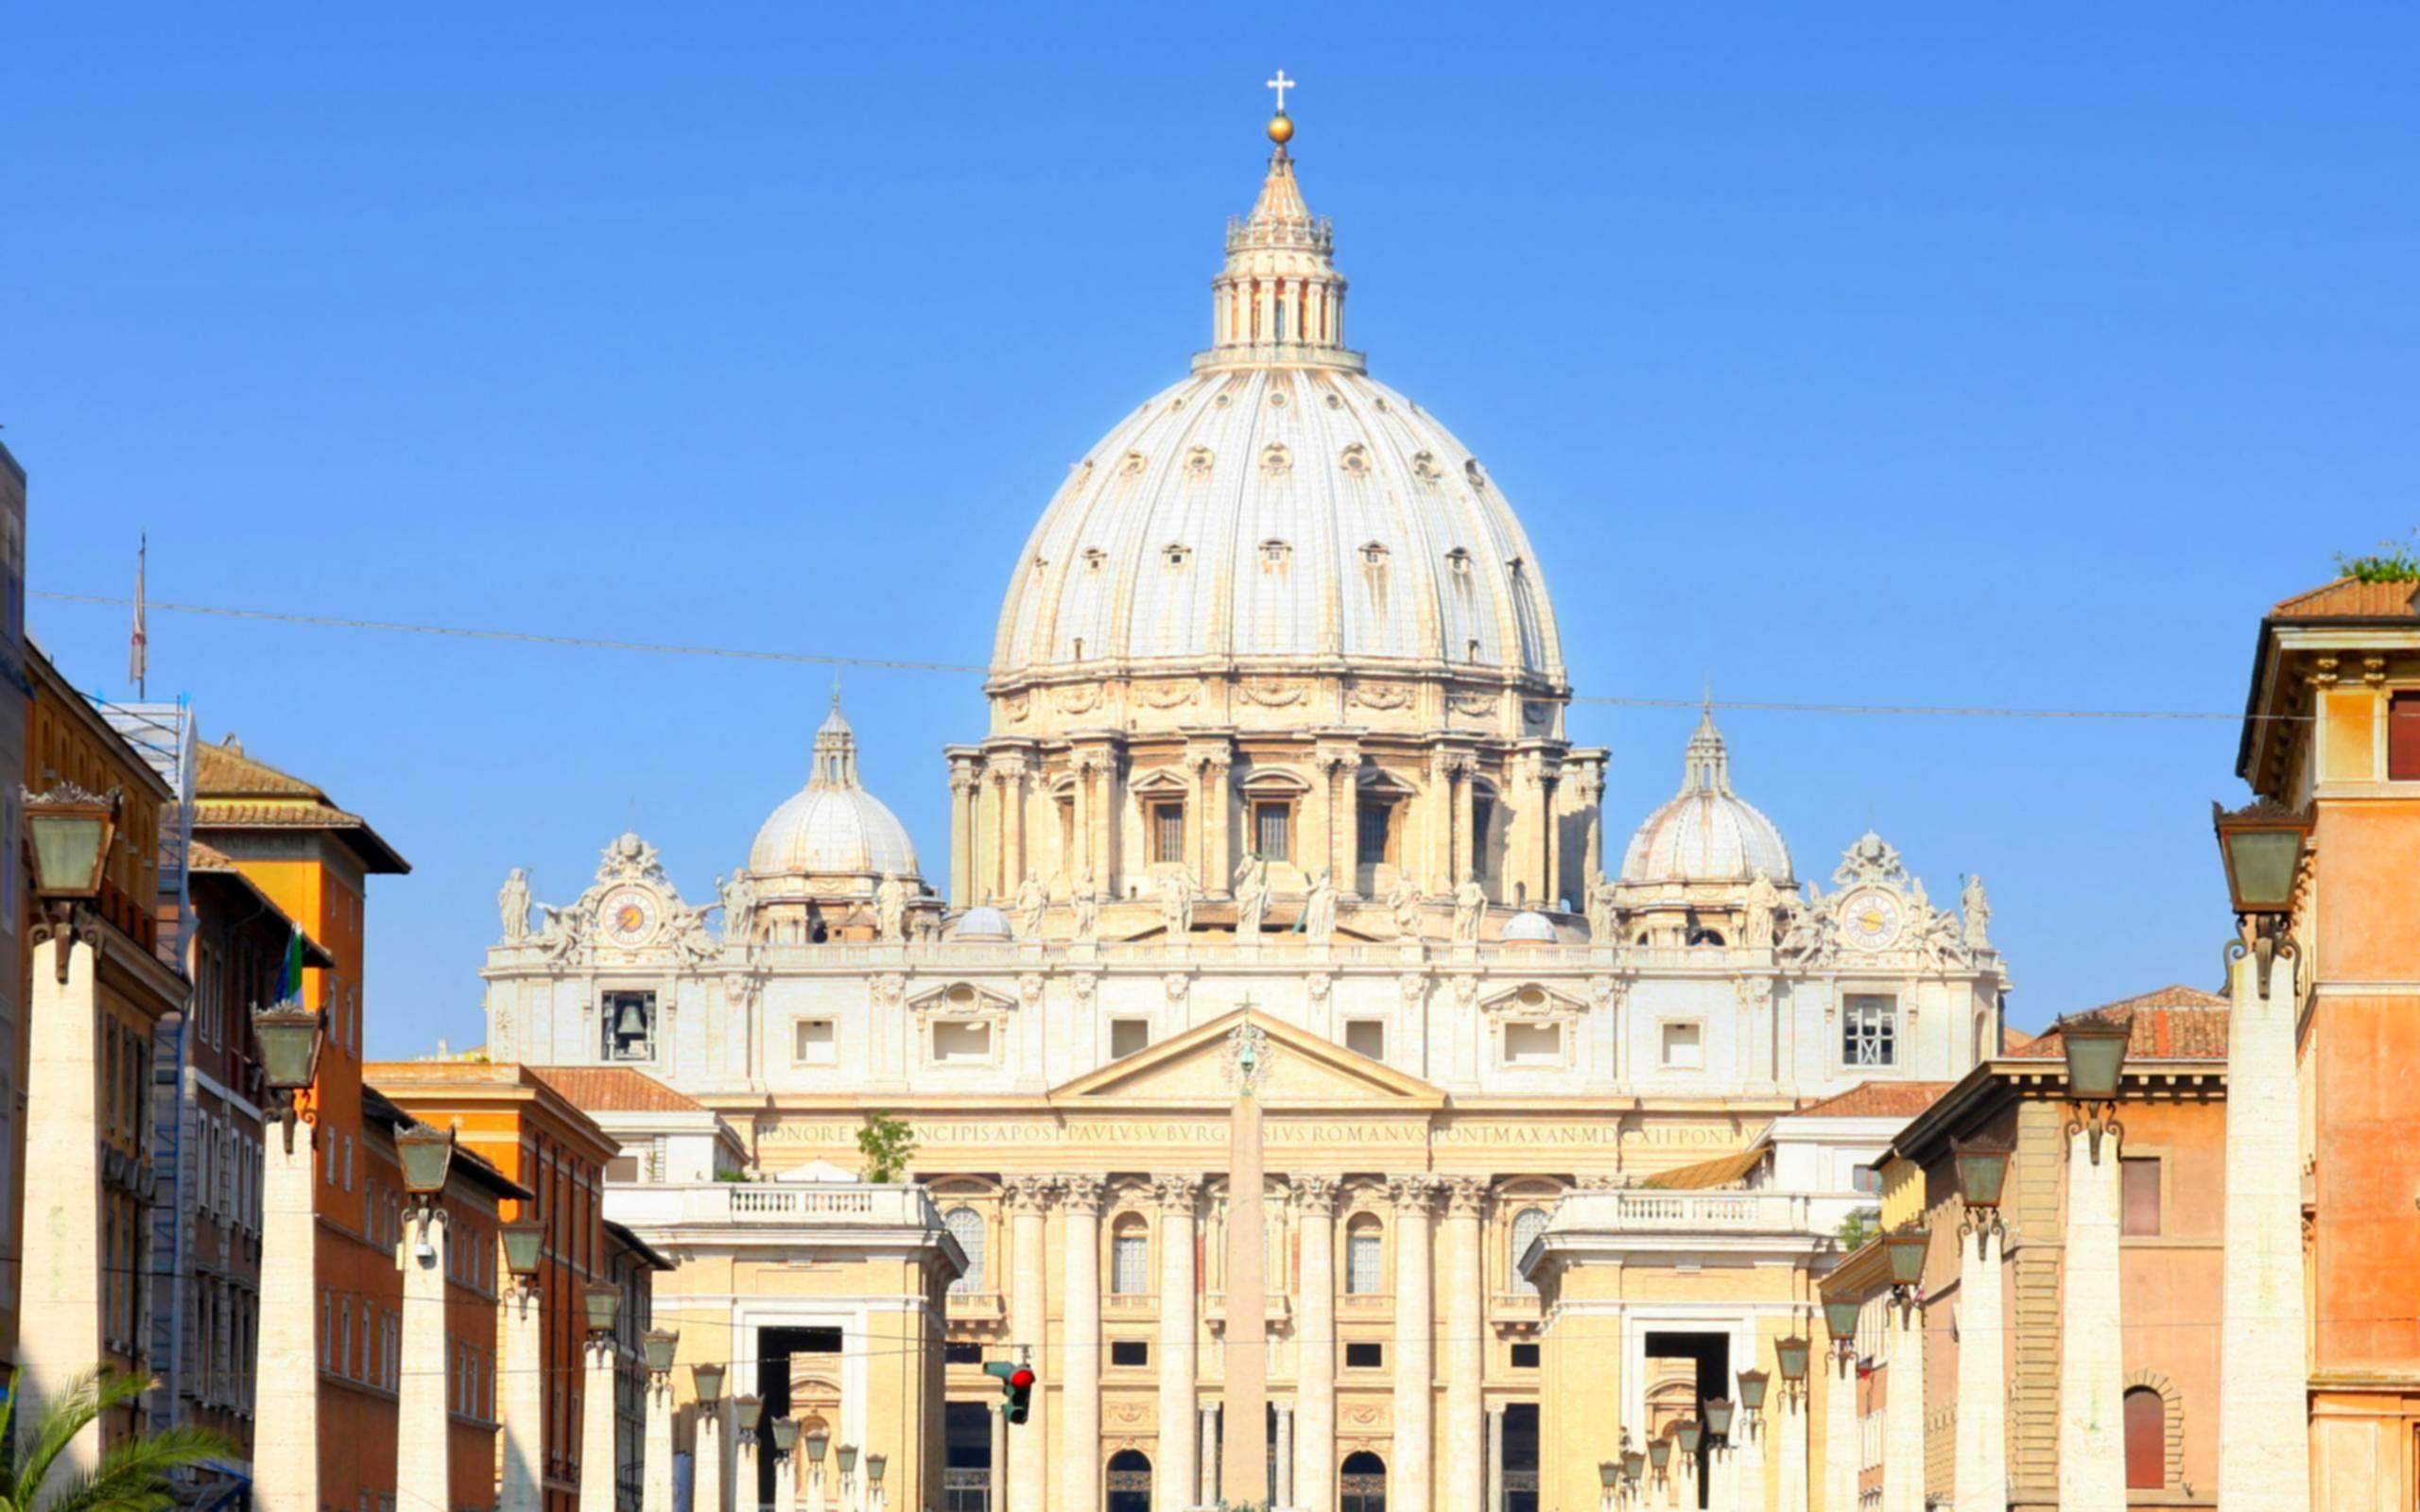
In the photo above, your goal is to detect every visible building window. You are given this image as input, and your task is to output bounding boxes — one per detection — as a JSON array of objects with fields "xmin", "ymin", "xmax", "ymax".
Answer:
[
  {"xmin": 1253, "ymin": 801, "xmax": 1292, "ymax": 864},
  {"xmin": 2121, "ymin": 1158, "xmax": 2162, "ymax": 1236},
  {"xmin": 1112, "ymin": 1217, "xmax": 1150, "ymax": 1295},
  {"xmin": 2123, "ymin": 1387, "xmax": 2166, "ymax": 1488},
  {"xmin": 1344, "ymin": 1342, "xmax": 1385, "ymax": 1370},
  {"xmin": 1345, "ymin": 1216, "xmax": 1384, "ymax": 1294},
  {"xmin": 1502, "ymin": 1022, "xmax": 1562, "ymax": 1067},
  {"xmin": 1151, "ymin": 802, "xmax": 1185, "ymax": 865},
  {"xmin": 944, "ymin": 1207, "xmax": 986, "ymax": 1295},
  {"xmin": 2393, "ymin": 693, "xmax": 2420, "ymax": 780},
  {"xmin": 1111, "ymin": 1340, "xmax": 1150, "ymax": 1367},
  {"xmin": 1357, "ymin": 800, "xmax": 1393, "ymax": 876},
  {"xmin": 1344, "ymin": 1020, "xmax": 1386, "ymax": 1061},
  {"xmin": 943, "ymin": 1341, "xmax": 981, "ymax": 1365},
  {"xmin": 1509, "ymin": 1207, "xmax": 1549, "ymax": 1294},
  {"xmin": 1843, "ymin": 996, "xmax": 1897, "ymax": 1067},
  {"xmin": 1111, "ymin": 1019, "xmax": 1150, "ymax": 1059},
  {"xmin": 794, "ymin": 1020, "xmax": 836, "ymax": 1066},
  {"xmin": 602, "ymin": 991, "xmax": 656, "ymax": 1060},
  {"xmin": 933, "ymin": 1021, "xmax": 993, "ymax": 1064},
  {"xmin": 1471, "ymin": 796, "xmax": 1496, "ymax": 883},
  {"xmin": 1850, "ymin": 1163, "xmax": 1885, "ymax": 1196},
  {"xmin": 1661, "ymin": 1022, "xmax": 1703, "ymax": 1070},
  {"xmin": 1511, "ymin": 1343, "xmax": 1540, "ymax": 1369}
]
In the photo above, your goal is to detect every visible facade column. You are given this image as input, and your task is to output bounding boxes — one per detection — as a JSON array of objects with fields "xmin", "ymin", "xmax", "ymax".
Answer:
[
  {"xmin": 1541, "ymin": 773, "xmax": 1563, "ymax": 909},
  {"xmin": 1737, "ymin": 1406, "xmax": 1767, "ymax": 1512},
  {"xmin": 1577, "ymin": 772, "xmax": 1604, "ymax": 891},
  {"xmin": 1006, "ymin": 1177, "xmax": 1055, "ymax": 1512},
  {"xmin": 987, "ymin": 1407, "xmax": 1006, "ymax": 1512},
  {"xmin": 772, "ymin": 1445, "xmax": 796, "ymax": 1512},
  {"xmin": 14, "ymin": 935, "xmax": 104, "ymax": 1486},
  {"xmin": 1062, "ymin": 1176, "xmax": 1106, "ymax": 1512},
  {"xmin": 1486, "ymin": 1404, "xmax": 1507, "ymax": 1512},
  {"xmin": 1204, "ymin": 754, "xmax": 1233, "ymax": 893},
  {"xmin": 1274, "ymin": 1403, "xmax": 1295, "ymax": 1509},
  {"xmin": 1154, "ymin": 1176, "xmax": 1201, "ymax": 1512},
  {"xmin": 999, "ymin": 763, "xmax": 1028, "ymax": 898},
  {"xmin": 1824, "ymin": 1350, "xmax": 1858, "ymax": 1512},
  {"xmin": 582, "ymin": 1329, "xmax": 622, "ymax": 1512},
  {"xmin": 1882, "ymin": 1295, "xmax": 1925, "ymax": 1512},
  {"xmin": 948, "ymin": 765, "xmax": 978, "ymax": 908},
  {"xmin": 1187, "ymin": 756, "xmax": 1207, "ymax": 885},
  {"xmin": 695, "ymin": 1400, "xmax": 727, "ymax": 1512},
  {"xmin": 1775, "ymin": 1371, "xmax": 1809, "ymax": 1512},
  {"xmin": 2219, "ymin": 949, "xmax": 2312, "ymax": 1512},
  {"xmin": 738, "ymin": 1421, "xmax": 763, "ymax": 1512},
  {"xmin": 1952, "ymin": 1223, "xmax": 2007, "ymax": 1512},
  {"xmin": 1293, "ymin": 1178, "xmax": 1340, "ymax": 1512},
  {"xmin": 1331, "ymin": 751, "xmax": 1358, "ymax": 891},
  {"xmin": 398, "ymin": 1205, "xmax": 454, "ymax": 1512},
  {"xmin": 1071, "ymin": 761, "xmax": 1094, "ymax": 902},
  {"xmin": 1198, "ymin": 1405, "xmax": 1219, "ymax": 1505},
  {"xmin": 1441, "ymin": 1179, "xmax": 1487, "ymax": 1512},
  {"xmin": 500, "ymin": 1262, "xmax": 547, "ymax": 1512},
  {"xmin": 256, "ymin": 1118, "xmax": 320, "ymax": 1512},
  {"xmin": 646, "ymin": 1345, "xmax": 678, "ymax": 1512},
  {"xmin": 2058, "ymin": 1124, "xmax": 2125, "ymax": 1512},
  {"xmin": 1391, "ymin": 1176, "xmax": 1439, "ymax": 1512}
]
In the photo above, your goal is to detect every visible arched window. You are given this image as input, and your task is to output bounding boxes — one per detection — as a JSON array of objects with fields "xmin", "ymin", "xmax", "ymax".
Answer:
[
  {"xmin": 2124, "ymin": 1386, "xmax": 2166, "ymax": 1489},
  {"xmin": 1105, "ymin": 1448, "xmax": 1152, "ymax": 1512},
  {"xmin": 1112, "ymin": 1215, "xmax": 1150, "ymax": 1296},
  {"xmin": 944, "ymin": 1207, "xmax": 986, "ymax": 1295},
  {"xmin": 1509, "ymin": 1208, "xmax": 1549, "ymax": 1295},
  {"xmin": 1346, "ymin": 1214, "xmax": 1384, "ymax": 1295},
  {"xmin": 1340, "ymin": 1451, "xmax": 1388, "ymax": 1512}
]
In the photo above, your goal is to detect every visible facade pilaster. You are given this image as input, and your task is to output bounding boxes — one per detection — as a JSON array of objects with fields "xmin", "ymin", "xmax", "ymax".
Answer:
[
  {"xmin": 256, "ymin": 1119, "xmax": 320, "ymax": 1512},
  {"xmin": 1390, "ymin": 1175, "xmax": 1439, "ymax": 1512},
  {"xmin": 1294, "ymin": 1177, "xmax": 1340, "ymax": 1512},
  {"xmin": 1204, "ymin": 751, "xmax": 1233, "ymax": 891},
  {"xmin": 1062, "ymin": 1175, "xmax": 1106, "ymax": 1512},
  {"xmin": 1454, "ymin": 758, "xmax": 1477, "ymax": 893},
  {"xmin": 1737, "ymin": 1410, "xmax": 1767, "ymax": 1512},
  {"xmin": 1775, "ymin": 1372, "xmax": 1808, "ymax": 1512},
  {"xmin": 1274, "ymin": 1402, "xmax": 1295, "ymax": 1508},
  {"xmin": 1824, "ymin": 1352, "xmax": 1858, "ymax": 1512},
  {"xmin": 997, "ymin": 760, "xmax": 1029, "ymax": 897},
  {"xmin": 2058, "ymin": 1126, "xmax": 2125, "ymax": 1511},
  {"xmin": 1198, "ymin": 1404, "xmax": 1219, "ymax": 1505},
  {"xmin": 645, "ymin": 1347, "xmax": 678, "ymax": 1512},
  {"xmin": 1882, "ymin": 1295, "xmax": 1925, "ymax": 1512},
  {"xmin": 694, "ymin": 1400, "xmax": 727, "ymax": 1512},
  {"xmin": 1486, "ymin": 1404, "xmax": 1506, "ymax": 1512},
  {"xmin": 737, "ymin": 1423, "xmax": 761, "ymax": 1512},
  {"xmin": 1154, "ymin": 1175, "xmax": 1201, "ymax": 1512},
  {"xmin": 500, "ymin": 1267, "xmax": 547, "ymax": 1512},
  {"xmin": 1440, "ymin": 1178, "xmax": 1487, "ymax": 1512},
  {"xmin": 15, "ymin": 936, "xmax": 103, "ymax": 1486},
  {"xmin": 398, "ymin": 1206, "xmax": 453, "ymax": 1512},
  {"xmin": 1006, "ymin": 1177, "xmax": 1056, "ymax": 1512},
  {"xmin": 1952, "ymin": 1223, "xmax": 2007, "ymax": 1512},
  {"xmin": 581, "ymin": 1334, "xmax": 621, "ymax": 1512},
  {"xmin": 945, "ymin": 755, "xmax": 980, "ymax": 909},
  {"xmin": 2218, "ymin": 950, "xmax": 2311, "ymax": 1512}
]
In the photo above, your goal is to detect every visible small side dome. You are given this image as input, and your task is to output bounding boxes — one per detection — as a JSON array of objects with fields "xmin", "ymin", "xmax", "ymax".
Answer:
[
  {"xmin": 748, "ymin": 699, "xmax": 921, "ymax": 879},
  {"xmin": 1619, "ymin": 711, "xmax": 1793, "ymax": 885},
  {"xmin": 952, "ymin": 905, "xmax": 1011, "ymax": 941},
  {"xmin": 1502, "ymin": 909, "xmax": 1558, "ymax": 944}
]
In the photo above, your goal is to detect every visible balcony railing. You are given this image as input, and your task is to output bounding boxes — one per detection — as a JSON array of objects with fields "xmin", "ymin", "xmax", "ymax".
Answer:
[
  {"xmin": 603, "ymin": 1182, "xmax": 945, "ymax": 1232},
  {"xmin": 1204, "ymin": 1291, "xmax": 1292, "ymax": 1325},
  {"xmin": 1552, "ymin": 1189, "xmax": 1860, "ymax": 1236}
]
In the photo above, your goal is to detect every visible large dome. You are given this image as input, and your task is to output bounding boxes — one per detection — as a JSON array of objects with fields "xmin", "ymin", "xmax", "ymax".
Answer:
[
  {"xmin": 749, "ymin": 703, "xmax": 920, "ymax": 879},
  {"xmin": 989, "ymin": 136, "xmax": 1562, "ymax": 689},
  {"xmin": 1619, "ymin": 712, "xmax": 1793, "ymax": 885}
]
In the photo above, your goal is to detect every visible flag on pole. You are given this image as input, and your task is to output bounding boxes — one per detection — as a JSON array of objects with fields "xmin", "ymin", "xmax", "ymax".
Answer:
[
  {"xmin": 129, "ymin": 533, "xmax": 147, "ymax": 697},
  {"xmin": 275, "ymin": 922, "xmax": 305, "ymax": 1011}
]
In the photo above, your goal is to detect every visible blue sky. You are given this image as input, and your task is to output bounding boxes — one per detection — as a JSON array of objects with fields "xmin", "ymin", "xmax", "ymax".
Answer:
[{"xmin": 8, "ymin": 5, "xmax": 2416, "ymax": 1057}]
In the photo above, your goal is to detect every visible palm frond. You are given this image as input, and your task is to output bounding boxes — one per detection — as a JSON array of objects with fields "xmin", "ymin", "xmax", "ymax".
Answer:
[
  {"xmin": 10, "ymin": 1370, "xmax": 125, "ymax": 1502},
  {"xmin": 40, "ymin": 1425, "xmax": 233, "ymax": 1512}
]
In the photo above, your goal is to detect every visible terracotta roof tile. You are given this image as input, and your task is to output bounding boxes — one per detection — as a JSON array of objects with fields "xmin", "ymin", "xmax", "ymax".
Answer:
[
  {"xmin": 1793, "ymin": 1081, "xmax": 1954, "ymax": 1119},
  {"xmin": 2010, "ymin": 984, "xmax": 2230, "ymax": 1061},
  {"xmin": 2000, "ymin": 1025, "xmax": 2035, "ymax": 1054},
  {"xmin": 2271, "ymin": 578, "xmax": 2420, "ymax": 619},
  {"xmin": 527, "ymin": 1066, "xmax": 707, "ymax": 1114},
  {"xmin": 196, "ymin": 738, "xmax": 335, "ymax": 800}
]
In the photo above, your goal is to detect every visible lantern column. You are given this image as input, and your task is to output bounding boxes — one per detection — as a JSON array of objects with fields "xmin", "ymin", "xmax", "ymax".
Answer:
[{"xmin": 2056, "ymin": 1015, "xmax": 2133, "ymax": 1512}]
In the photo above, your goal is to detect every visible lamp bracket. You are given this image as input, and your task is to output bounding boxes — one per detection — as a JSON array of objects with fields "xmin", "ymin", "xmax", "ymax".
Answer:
[
  {"xmin": 32, "ymin": 901, "xmax": 101, "ymax": 986},
  {"xmin": 2227, "ymin": 919, "xmax": 2298, "ymax": 1001},
  {"xmin": 2066, "ymin": 1100, "xmax": 2123, "ymax": 1164},
  {"xmin": 1956, "ymin": 1207, "xmax": 2005, "ymax": 1254}
]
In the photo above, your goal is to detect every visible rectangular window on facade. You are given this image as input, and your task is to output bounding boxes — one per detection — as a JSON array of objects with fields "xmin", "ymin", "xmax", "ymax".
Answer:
[
  {"xmin": 1344, "ymin": 1020, "xmax": 1386, "ymax": 1061},
  {"xmin": 1152, "ymin": 802, "xmax": 1184, "ymax": 865},
  {"xmin": 606, "ymin": 1156, "xmax": 641, "ymax": 1183},
  {"xmin": 1661, "ymin": 1022, "xmax": 1703, "ymax": 1069},
  {"xmin": 2121, "ymin": 1157, "xmax": 2162, "ymax": 1236},
  {"xmin": 1851, "ymin": 1163, "xmax": 1885, "ymax": 1195},
  {"xmin": 1346, "ymin": 1227, "xmax": 1383, "ymax": 1295},
  {"xmin": 1111, "ymin": 1340, "xmax": 1150, "ymax": 1367},
  {"xmin": 1344, "ymin": 1342, "xmax": 1385, "ymax": 1369},
  {"xmin": 1511, "ymin": 1343, "xmax": 1540, "ymax": 1369},
  {"xmin": 1111, "ymin": 1019, "xmax": 1150, "ymax": 1059},
  {"xmin": 943, "ymin": 1341, "xmax": 981, "ymax": 1365},
  {"xmin": 1253, "ymin": 801, "xmax": 1291, "ymax": 863},
  {"xmin": 2392, "ymin": 693, "xmax": 2420, "ymax": 780},
  {"xmin": 795, "ymin": 1020, "xmax": 836, "ymax": 1065},
  {"xmin": 1112, "ymin": 1229, "xmax": 1150, "ymax": 1295},
  {"xmin": 1503, "ymin": 1022, "xmax": 1562, "ymax": 1067},
  {"xmin": 1357, "ymin": 802, "xmax": 1392, "ymax": 868},
  {"xmin": 1843, "ymin": 995, "xmax": 1897, "ymax": 1067},
  {"xmin": 933, "ymin": 1021, "xmax": 993, "ymax": 1064}
]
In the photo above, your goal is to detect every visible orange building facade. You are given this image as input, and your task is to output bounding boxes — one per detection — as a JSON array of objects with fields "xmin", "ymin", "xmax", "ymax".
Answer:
[
  {"xmin": 365, "ymin": 1061, "xmax": 625, "ymax": 1512},
  {"xmin": 192, "ymin": 735, "xmax": 409, "ymax": 1512},
  {"xmin": 2238, "ymin": 576, "xmax": 2420, "ymax": 1507}
]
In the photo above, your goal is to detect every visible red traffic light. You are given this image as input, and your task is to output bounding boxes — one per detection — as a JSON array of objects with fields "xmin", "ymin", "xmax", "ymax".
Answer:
[{"xmin": 1009, "ymin": 1367, "xmax": 1035, "ymax": 1389}]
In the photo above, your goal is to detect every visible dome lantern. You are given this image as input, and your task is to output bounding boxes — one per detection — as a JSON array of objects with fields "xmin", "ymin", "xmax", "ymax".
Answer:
[{"xmin": 1202, "ymin": 81, "xmax": 1358, "ymax": 373}]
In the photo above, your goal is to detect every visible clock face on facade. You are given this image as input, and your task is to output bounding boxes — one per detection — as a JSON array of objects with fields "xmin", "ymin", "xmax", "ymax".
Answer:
[
  {"xmin": 599, "ymin": 886, "xmax": 661, "ymax": 946},
  {"xmin": 1841, "ymin": 887, "xmax": 1904, "ymax": 951}
]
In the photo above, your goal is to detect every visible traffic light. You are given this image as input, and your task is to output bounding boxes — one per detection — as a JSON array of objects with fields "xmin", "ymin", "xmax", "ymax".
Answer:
[{"xmin": 983, "ymin": 1359, "xmax": 1036, "ymax": 1424}]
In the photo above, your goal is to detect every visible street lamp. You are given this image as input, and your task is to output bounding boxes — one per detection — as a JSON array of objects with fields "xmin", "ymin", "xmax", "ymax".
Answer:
[
  {"xmin": 804, "ymin": 1429, "xmax": 829, "ymax": 1466},
  {"xmin": 1737, "ymin": 1368, "xmax": 1769, "ymax": 1417},
  {"xmin": 735, "ymin": 1397, "xmax": 762, "ymax": 1435},
  {"xmin": 837, "ymin": 1444, "xmax": 857, "ymax": 1480},
  {"xmin": 1675, "ymin": 1418, "xmax": 1703, "ymax": 1456},
  {"xmin": 24, "ymin": 782, "xmax": 118, "ymax": 981},
  {"xmin": 501, "ymin": 1219, "xmax": 545, "ymax": 1287},
  {"xmin": 1884, "ymin": 1225, "xmax": 1930, "ymax": 1299},
  {"xmin": 1823, "ymin": 1297, "xmax": 1861, "ymax": 1362},
  {"xmin": 2213, "ymin": 799, "xmax": 2311, "ymax": 996},
  {"xmin": 1776, "ymin": 1334, "xmax": 1810, "ymax": 1400},
  {"xmin": 770, "ymin": 1418, "xmax": 800, "ymax": 1459},
  {"xmin": 865, "ymin": 1454, "xmax": 885, "ymax": 1487},
  {"xmin": 2057, "ymin": 1012, "xmax": 2132, "ymax": 1163},
  {"xmin": 644, "ymin": 1328, "xmax": 680, "ymax": 1377},
  {"xmin": 1953, "ymin": 1136, "xmax": 2014, "ymax": 1253},
  {"xmin": 397, "ymin": 1125, "xmax": 457, "ymax": 1205},
  {"xmin": 251, "ymin": 1000, "xmax": 326, "ymax": 1150},
  {"xmin": 1647, "ymin": 1437, "xmax": 1671, "ymax": 1479},
  {"xmin": 693, "ymin": 1362, "xmax": 727, "ymax": 1403},
  {"xmin": 1703, "ymin": 1397, "xmax": 1736, "ymax": 1445},
  {"xmin": 583, "ymin": 1283, "xmax": 622, "ymax": 1338}
]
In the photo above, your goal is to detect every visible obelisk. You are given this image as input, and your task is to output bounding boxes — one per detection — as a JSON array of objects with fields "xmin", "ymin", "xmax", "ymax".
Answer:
[{"xmin": 1222, "ymin": 1018, "xmax": 1272, "ymax": 1506}]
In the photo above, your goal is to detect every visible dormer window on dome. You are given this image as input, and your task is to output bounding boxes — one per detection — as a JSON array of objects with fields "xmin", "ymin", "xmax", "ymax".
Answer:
[{"xmin": 1163, "ymin": 544, "xmax": 1191, "ymax": 570}]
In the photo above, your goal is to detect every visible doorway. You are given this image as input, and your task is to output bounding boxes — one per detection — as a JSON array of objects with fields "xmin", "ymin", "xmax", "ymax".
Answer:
[
  {"xmin": 942, "ymin": 1400, "xmax": 992, "ymax": 1512},
  {"xmin": 1642, "ymin": 1330, "xmax": 1732, "ymax": 1510},
  {"xmin": 1502, "ymin": 1402, "xmax": 1540, "ymax": 1512},
  {"xmin": 755, "ymin": 1326, "xmax": 842, "ymax": 1510},
  {"xmin": 1341, "ymin": 1451, "xmax": 1388, "ymax": 1512},
  {"xmin": 1106, "ymin": 1449, "xmax": 1152, "ymax": 1512}
]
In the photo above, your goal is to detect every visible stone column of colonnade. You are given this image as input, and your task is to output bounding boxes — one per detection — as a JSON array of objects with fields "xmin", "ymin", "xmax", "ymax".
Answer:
[
  {"xmin": 1062, "ymin": 1176, "xmax": 1106, "ymax": 1512},
  {"xmin": 1390, "ymin": 1176, "xmax": 1439, "ymax": 1512},
  {"xmin": 1882, "ymin": 1294, "xmax": 1925, "ymax": 1512},
  {"xmin": 2217, "ymin": 950, "xmax": 2312, "ymax": 1512},
  {"xmin": 1006, "ymin": 1177, "xmax": 1055, "ymax": 1512},
  {"xmin": 397, "ymin": 1206, "xmax": 454, "ymax": 1512},
  {"xmin": 1155, "ymin": 1176, "xmax": 1201, "ymax": 1512},
  {"xmin": 1441, "ymin": 1179, "xmax": 1488, "ymax": 1512},
  {"xmin": 1953, "ymin": 1219, "xmax": 2009, "ymax": 1512},
  {"xmin": 1294, "ymin": 1178, "xmax": 1340, "ymax": 1512},
  {"xmin": 2059, "ymin": 1125, "xmax": 2126, "ymax": 1511},
  {"xmin": 1824, "ymin": 1347, "xmax": 1858, "ymax": 1512}
]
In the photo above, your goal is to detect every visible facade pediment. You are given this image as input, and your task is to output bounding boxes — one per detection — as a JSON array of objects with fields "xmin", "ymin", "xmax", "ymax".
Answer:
[{"xmin": 1049, "ymin": 1009, "xmax": 1446, "ymax": 1109}]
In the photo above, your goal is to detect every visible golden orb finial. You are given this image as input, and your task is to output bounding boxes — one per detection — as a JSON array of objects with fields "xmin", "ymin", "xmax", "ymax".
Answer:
[{"xmin": 1267, "ymin": 112, "xmax": 1295, "ymax": 146}]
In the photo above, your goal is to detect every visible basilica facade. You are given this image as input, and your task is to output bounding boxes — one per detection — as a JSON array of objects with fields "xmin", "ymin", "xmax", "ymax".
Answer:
[{"xmin": 482, "ymin": 101, "xmax": 2010, "ymax": 1512}]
